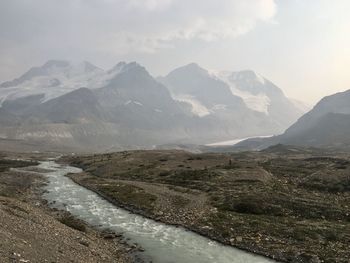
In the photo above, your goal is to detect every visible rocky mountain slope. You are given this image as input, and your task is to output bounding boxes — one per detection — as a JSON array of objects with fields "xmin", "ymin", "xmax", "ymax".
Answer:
[
  {"xmin": 214, "ymin": 70, "xmax": 304, "ymax": 129},
  {"xmin": 235, "ymin": 89, "xmax": 350, "ymax": 150}
]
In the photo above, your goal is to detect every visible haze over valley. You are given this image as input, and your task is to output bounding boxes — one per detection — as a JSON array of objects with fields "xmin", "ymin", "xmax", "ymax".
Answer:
[{"xmin": 1, "ymin": 1, "xmax": 350, "ymax": 263}]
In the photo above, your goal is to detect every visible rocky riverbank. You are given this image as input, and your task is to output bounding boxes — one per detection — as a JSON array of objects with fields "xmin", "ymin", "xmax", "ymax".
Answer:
[
  {"xmin": 0, "ymin": 153, "xmax": 133, "ymax": 263},
  {"xmin": 65, "ymin": 146, "xmax": 350, "ymax": 263}
]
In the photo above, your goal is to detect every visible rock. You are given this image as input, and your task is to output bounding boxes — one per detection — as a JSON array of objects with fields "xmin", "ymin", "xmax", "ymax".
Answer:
[
  {"xmin": 310, "ymin": 256, "xmax": 321, "ymax": 263},
  {"xmin": 299, "ymin": 253, "xmax": 321, "ymax": 263},
  {"xmin": 103, "ymin": 233, "xmax": 116, "ymax": 239},
  {"xmin": 236, "ymin": 236, "xmax": 243, "ymax": 242},
  {"xmin": 79, "ymin": 240, "xmax": 89, "ymax": 247},
  {"xmin": 101, "ymin": 230, "xmax": 118, "ymax": 239}
]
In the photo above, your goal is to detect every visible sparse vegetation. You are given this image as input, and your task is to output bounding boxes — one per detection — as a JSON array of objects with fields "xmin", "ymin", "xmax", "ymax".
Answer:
[
  {"xmin": 66, "ymin": 147, "xmax": 350, "ymax": 263},
  {"xmin": 99, "ymin": 183, "xmax": 157, "ymax": 213}
]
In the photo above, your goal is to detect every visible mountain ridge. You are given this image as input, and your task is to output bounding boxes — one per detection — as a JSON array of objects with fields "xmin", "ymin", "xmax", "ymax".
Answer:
[{"xmin": 0, "ymin": 60, "xmax": 307, "ymax": 152}]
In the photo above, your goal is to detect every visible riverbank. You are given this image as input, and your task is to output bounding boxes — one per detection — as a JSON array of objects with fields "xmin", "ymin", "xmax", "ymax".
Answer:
[
  {"xmin": 0, "ymin": 153, "xmax": 133, "ymax": 263},
  {"xmin": 42, "ymin": 160, "xmax": 273, "ymax": 263},
  {"xmin": 65, "ymin": 146, "xmax": 350, "ymax": 263}
]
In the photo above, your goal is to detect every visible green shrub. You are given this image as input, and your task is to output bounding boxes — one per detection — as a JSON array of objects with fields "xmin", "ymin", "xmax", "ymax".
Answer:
[{"xmin": 233, "ymin": 201, "xmax": 264, "ymax": 215}]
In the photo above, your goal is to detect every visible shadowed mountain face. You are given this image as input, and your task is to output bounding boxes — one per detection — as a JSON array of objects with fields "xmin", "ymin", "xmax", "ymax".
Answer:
[
  {"xmin": 235, "ymin": 89, "xmax": 350, "ymax": 150},
  {"xmin": 160, "ymin": 63, "xmax": 246, "ymax": 110},
  {"xmin": 282, "ymin": 113, "xmax": 350, "ymax": 147},
  {"xmin": 28, "ymin": 88, "xmax": 104, "ymax": 124},
  {"xmin": 96, "ymin": 62, "xmax": 184, "ymax": 116},
  {"xmin": 0, "ymin": 108, "xmax": 20, "ymax": 126},
  {"xmin": 284, "ymin": 90, "xmax": 350, "ymax": 137},
  {"xmin": 280, "ymin": 90, "xmax": 350, "ymax": 148},
  {"xmin": 0, "ymin": 61, "xmax": 306, "ymax": 152},
  {"xmin": 94, "ymin": 63, "xmax": 191, "ymax": 133}
]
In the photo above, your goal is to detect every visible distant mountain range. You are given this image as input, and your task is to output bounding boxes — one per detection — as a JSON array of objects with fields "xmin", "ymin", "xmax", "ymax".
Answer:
[
  {"xmin": 235, "ymin": 89, "xmax": 350, "ymax": 151},
  {"xmin": 0, "ymin": 60, "xmax": 307, "ymax": 152}
]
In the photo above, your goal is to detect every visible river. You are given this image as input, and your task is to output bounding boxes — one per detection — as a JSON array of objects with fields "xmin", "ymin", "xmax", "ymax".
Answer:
[{"xmin": 36, "ymin": 160, "xmax": 275, "ymax": 263}]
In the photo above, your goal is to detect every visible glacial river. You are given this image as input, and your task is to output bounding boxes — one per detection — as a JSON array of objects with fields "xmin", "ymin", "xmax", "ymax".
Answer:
[{"xmin": 36, "ymin": 161, "xmax": 275, "ymax": 263}]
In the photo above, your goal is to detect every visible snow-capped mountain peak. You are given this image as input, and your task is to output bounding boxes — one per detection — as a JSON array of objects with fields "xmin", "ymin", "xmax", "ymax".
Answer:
[
  {"xmin": 210, "ymin": 70, "xmax": 271, "ymax": 114},
  {"xmin": 230, "ymin": 70, "xmax": 266, "ymax": 84},
  {"xmin": 0, "ymin": 60, "xmax": 105, "ymax": 105},
  {"xmin": 42, "ymin": 59, "xmax": 70, "ymax": 69},
  {"xmin": 108, "ymin": 61, "xmax": 144, "ymax": 75}
]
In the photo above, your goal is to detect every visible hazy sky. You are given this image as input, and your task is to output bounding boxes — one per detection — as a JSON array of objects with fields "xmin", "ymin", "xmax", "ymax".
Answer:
[{"xmin": 1, "ymin": 0, "xmax": 350, "ymax": 104}]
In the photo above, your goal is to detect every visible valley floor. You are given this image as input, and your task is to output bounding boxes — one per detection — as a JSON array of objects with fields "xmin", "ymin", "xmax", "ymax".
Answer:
[{"xmin": 65, "ymin": 146, "xmax": 350, "ymax": 263}]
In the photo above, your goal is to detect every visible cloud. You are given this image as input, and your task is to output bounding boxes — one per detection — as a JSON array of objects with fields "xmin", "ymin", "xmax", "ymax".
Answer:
[
  {"xmin": 109, "ymin": 0, "xmax": 278, "ymax": 52},
  {"xmin": 0, "ymin": 0, "xmax": 277, "ymax": 81},
  {"xmin": 0, "ymin": 0, "xmax": 277, "ymax": 55},
  {"xmin": 127, "ymin": 0, "xmax": 174, "ymax": 11}
]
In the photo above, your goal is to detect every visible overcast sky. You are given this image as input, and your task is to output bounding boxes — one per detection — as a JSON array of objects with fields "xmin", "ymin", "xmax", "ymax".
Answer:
[{"xmin": 1, "ymin": 0, "xmax": 350, "ymax": 104}]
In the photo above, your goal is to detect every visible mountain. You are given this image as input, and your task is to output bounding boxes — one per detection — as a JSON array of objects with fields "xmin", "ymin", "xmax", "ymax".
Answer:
[
  {"xmin": 93, "ymin": 62, "xmax": 192, "ymax": 144},
  {"xmin": 160, "ymin": 64, "xmax": 304, "ymax": 135},
  {"xmin": 281, "ymin": 89, "xmax": 350, "ymax": 147},
  {"xmin": 160, "ymin": 63, "xmax": 246, "ymax": 114},
  {"xmin": 0, "ymin": 61, "xmax": 193, "ymax": 151},
  {"xmin": 27, "ymin": 87, "xmax": 104, "ymax": 124},
  {"xmin": 0, "ymin": 108, "xmax": 19, "ymax": 126},
  {"xmin": 289, "ymin": 98, "xmax": 312, "ymax": 113},
  {"xmin": 160, "ymin": 64, "xmax": 274, "ymax": 141},
  {"xmin": 236, "ymin": 89, "xmax": 350, "ymax": 150},
  {"xmin": 0, "ymin": 60, "xmax": 105, "ymax": 104},
  {"xmin": 0, "ymin": 60, "xmax": 308, "ymax": 152},
  {"xmin": 211, "ymin": 69, "xmax": 304, "ymax": 129}
]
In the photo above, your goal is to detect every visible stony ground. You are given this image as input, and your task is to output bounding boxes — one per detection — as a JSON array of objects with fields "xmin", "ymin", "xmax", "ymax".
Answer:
[
  {"xmin": 66, "ymin": 145, "xmax": 350, "ymax": 263},
  {"xmin": 0, "ymin": 153, "xmax": 133, "ymax": 263}
]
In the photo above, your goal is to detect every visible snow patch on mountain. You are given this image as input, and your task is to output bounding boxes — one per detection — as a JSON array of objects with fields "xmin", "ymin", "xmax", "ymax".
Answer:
[
  {"xmin": 172, "ymin": 94, "xmax": 211, "ymax": 117},
  {"xmin": 125, "ymin": 100, "xmax": 144, "ymax": 106},
  {"xmin": 210, "ymin": 70, "xmax": 271, "ymax": 114},
  {"xmin": 229, "ymin": 86, "xmax": 271, "ymax": 114},
  {"xmin": 133, "ymin": 101, "xmax": 143, "ymax": 106},
  {"xmin": 16, "ymin": 131, "xmax": 74, "ymax": 140},
  {"xmin": 0, "ymin": 61, "xmax": 144, "ymax": 107},
  {"xmin": 0, "ymin": 61, "xmax": 105, "ymax": 105},
  {"xmin": 211, "ymin": 104, "xmax": 228, "ymax": 111},
  {"xmin": 230, "ymin": 70, "xmax": 266, "ymax": 84}
]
